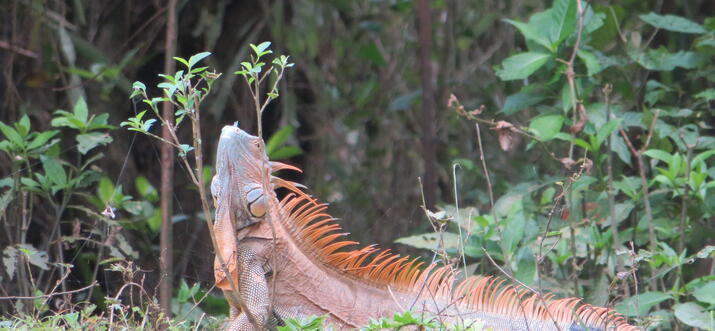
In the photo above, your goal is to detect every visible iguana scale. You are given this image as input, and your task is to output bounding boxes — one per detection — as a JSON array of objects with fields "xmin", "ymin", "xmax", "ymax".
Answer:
[{"xmin": 211, "ymin": 124, "xmax": 637, "ymax": 330}]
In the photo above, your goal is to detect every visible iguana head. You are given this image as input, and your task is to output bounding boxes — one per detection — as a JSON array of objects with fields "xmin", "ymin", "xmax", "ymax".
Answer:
[
  {"xmin": 211, "ymin": 124, "xmax": 273, "ymax": 231},
  {"xmin": 211, "ymin": 124, "xmax": 301, "ymax": 231}
]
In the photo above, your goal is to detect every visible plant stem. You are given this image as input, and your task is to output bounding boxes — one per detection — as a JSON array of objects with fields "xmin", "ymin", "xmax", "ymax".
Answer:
[
  {"xmin": 189, "ymin": 94, "xmax": 261, "ymax": 329},
  {"xmin": 159, "ymin": 0, "xmax": 177, "ymax": 319},
  {"xmin": 604, "ymin": 85, "xmax": 627, "ymax": 293},
  {"xmin": 417, "ymin": 0, "xmax": 437, "ymax": 209},
  {"xmin": 475, "ymin": 122, "xmax": 511, "ymax": 272},
  {"xmin": 677, "ymin": 145, "xmax": 693, "ymax": 282},
  {"xmin": 566, "ymin": 0, "xmax": 586, "ymax": 159},
  {"xmin": 619, "ymin": 109, "xmax": 660, "ymax": 293}
]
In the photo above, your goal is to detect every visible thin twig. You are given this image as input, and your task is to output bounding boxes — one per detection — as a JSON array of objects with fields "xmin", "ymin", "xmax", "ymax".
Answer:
[
  {"xmin": 604, "ymin": 85, "xmax": 626, "ymax": 285},
  {"xmin": 677, "ymin": 141, "xmax": 694, "ymax": 281},
  {"xmin": 565, "ymin": 0, "xmax": 587, "ymax": 159},
  {"xmin": 452, "ymin": 164, "xmax": 468, "ymax": 277},
  {"xmin": 0, "ymin": 282, "xmax": 97, "ymax": 300},
  {"xmin": 618, "ymin": 108, "xmax": 660, "ymax": 294},
  {"xmin": 475, "ymin": 122, "xmax": 511, "ymax": 272}
]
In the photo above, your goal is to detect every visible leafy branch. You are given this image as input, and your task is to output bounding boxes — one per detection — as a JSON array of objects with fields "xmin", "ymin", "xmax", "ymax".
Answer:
[{"xmin": 234, "ymin": 41, "xmax": 294, "ymax": 138}]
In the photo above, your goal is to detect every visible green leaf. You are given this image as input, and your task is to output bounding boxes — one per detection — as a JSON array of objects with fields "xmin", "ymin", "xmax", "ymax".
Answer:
[
  {"xmin": 0, "ymin": 122, "xmax": 24, "ymax": 147},
  {"xmin": 266, "ymin": 126, "xmax": 294, "ymax": 156},
  {"xmin": 389, "ymin": 90, "xmax": 421, "ymax": 112},
  {"xmin": 41, "ymin": 156, "xmax": 67, "ymax": 188},
  {"xmin": 496, "ymin": 52, "xmax": 551, "ymax": 81},
  {"xmin": 503, "ymin": 19, "xmax": 552, "ymax": 51},
  {"xmin": 0, "ymin": 177, "xmax": 11, "ymax": 189},
  {"xmin": 358, "ymin": 42, "xmax": 386, "ymax": 66},
  {"xmin": 27, "ymin": 131, "xmax": 59, "ymax": 150},
  {"xmin": 577, "ymin": 50, "xmax": 602, "ymax": 76},
  {"xmin": 610, "ymin": 202, "xmax": 634, "ymax": 226},
  {"xmin": 190, "ymin": 66, "xmax": 208, "ymax": 74},
  {"xmin": 157, "ymin": 82, "xmax": 173, "ymax": 90},
  {"xmin": 673, "ymin": 303, "xmax": 713, "ymax": 330},
  {"xmin": 501, "ymin": 211, "xmax": 526, "ymax": 252},
  {"xmin": 173, "ymin": 57, "xmax": 189, "ymax": 68},
  {"xmin": 395, "ymin": 232, "xmax": 462, "ymax": 251},
  {"xmin": 135, "ymin": 176, "xmax": 157, "ymax": 201},
  {"xmin": 640, "ymin": 13, "xmax": 705, "ymax": 34},
  {"xmin": 132, "ymin": 81, "xmax": 146, "ymax": 91},
  {"xmin": 501, "ymin": 89, "xmax": 545, "ymax": 115},
  {"xmin": 644, "ymin": 149, "xmax": 673, "ymax": 164},
  {"xmin": 697, "ymin": 39, "xmax": 715, "ymax": 48},
  {"xmin": 583, "ymin": 9, "xmax": 606, "ymax": 34},
  {"xmin": 97, "ymin": 177, "xmax": 115, "ymax": 204},
  {"xmin": 254, "ymin": 42, "xmax": 272, "ymax": 54},
  {"xmin": 146, "ymin": 210, "xmax": 161, "ymax": 233},
  {"xmin": 16, "ymin": 115, "xmax": 30, "ymax": 137},
  {"xmin": 122, "ymin": 200, "xmax": 144, "ymax": 216},
  {"xmin": 73, "ymin": 97, "xmax": 89, "ymax": 124},
  {"xmin": 20, "ymin": 177, "xmax": 40, "ymax": 189},
  {"xmin": 596, "ymin": 118, "xmax": 622, "ymax": 148},
  {"xmin": 615, "ymin": 291, "xmax": 670, "ymax": 316},
  {"xmin": 695, "ymin": 89, "xmax": 715, "ymax": 101},
  {"xmin": 88, "ymin": 113, "xmax": 113, "ymax": 130},
  {"xmin": 76, "ymin": 132, "xmax": 113, "ymax": 154},
  {"xmin": 529, "ymin": 114, "xmax": 564, "ymax": 141},
  {"xmin": 550, "ymin": 0, "xmax": 577, "ymax": 48},
  {"xmin": 178, "ymin": 144, "xmax": 193, "ymax": 156},
  {"xmin": 269, "ymin": 146, "xmax": 302, "ymax": 160},
  {"xmin": 188, "ymin": 52, "xmax": 212, "ymax": 68},
  {"xmin": 633, "ymin": 48, "xmax": 704, "ymax": 71},
  {"xmin": 693, "ymin": 281, "xmax": 715, "ymax": 305},
  {"xmin": 173, "ymin": 70, "xmax": 184, "ymax": 84},
  {"xmin": 2, "ymin": 246, "xmax": 18, "ymax": 280},
  {"xmin": 51, "ymin": 111, "xmax": 85, "ymax": 130},
  {"xmin": 18, "ymin": 244, "xmax": 49, "ymax": 271}
]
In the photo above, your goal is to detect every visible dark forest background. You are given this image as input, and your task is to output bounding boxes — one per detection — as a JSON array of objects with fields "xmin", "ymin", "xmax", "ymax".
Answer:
[{"xmin": 1, "ymin": 0, "xmax": 714, "ymax": 329}]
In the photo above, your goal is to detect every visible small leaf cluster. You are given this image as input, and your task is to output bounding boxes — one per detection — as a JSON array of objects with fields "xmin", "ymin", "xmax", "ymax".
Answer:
[
  {"xmin": 234, "ymin": 41, "xmax": 294, "ymax": 138},
  {"xmin": 123, "ymin": 52, "xmax": 220, "ymax": 157},
  {"xmin": 234, "ymin": 41, "xmax": 294, "ymax": 101}
]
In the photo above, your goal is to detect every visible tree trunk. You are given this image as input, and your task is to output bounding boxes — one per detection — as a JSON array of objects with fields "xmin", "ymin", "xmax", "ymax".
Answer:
[{"xmin": 160, "ymin": 0, "xmax": 178, "ymax": 320}]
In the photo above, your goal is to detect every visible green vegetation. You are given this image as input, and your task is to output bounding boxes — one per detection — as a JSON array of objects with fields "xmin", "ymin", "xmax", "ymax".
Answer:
[{"xmin": 1, "ymin": 0, "xmax": 714, "ymax": 330}]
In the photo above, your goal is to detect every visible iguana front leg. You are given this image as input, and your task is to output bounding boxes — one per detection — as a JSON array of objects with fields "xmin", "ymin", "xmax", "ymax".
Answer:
[{"xmin": 225, "ymin": 245, "xmax": 271, "ymax": 331}]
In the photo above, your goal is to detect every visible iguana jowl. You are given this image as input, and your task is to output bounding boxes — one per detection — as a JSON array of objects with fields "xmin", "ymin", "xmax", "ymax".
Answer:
[{"xmin": 211, "ymin": 124, "xmax": 637, "ymax": 330}]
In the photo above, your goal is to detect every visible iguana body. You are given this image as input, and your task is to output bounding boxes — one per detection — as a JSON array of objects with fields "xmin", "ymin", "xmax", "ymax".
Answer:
[{"xmin": 211, "ymin": 124, "xmax": 637, "ymax": 330}]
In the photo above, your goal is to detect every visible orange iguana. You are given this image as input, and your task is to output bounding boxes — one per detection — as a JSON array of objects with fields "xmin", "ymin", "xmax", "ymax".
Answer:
[{"xmin": 211, "ymin": 124, "xmax": 637, "ymax": 330}]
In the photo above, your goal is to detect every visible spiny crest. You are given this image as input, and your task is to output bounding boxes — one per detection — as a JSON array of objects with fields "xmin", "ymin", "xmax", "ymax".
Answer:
[
  {"xmin": 275, "ymin": 188, "xmax": 429, "ymax": 290},
  {"xmin": 271, "ymin": 165, "xmax": 637, "ymax": 330},
  {"xmin": 453, "ymin": 277, "xmax": 638, "ymax": 330}
]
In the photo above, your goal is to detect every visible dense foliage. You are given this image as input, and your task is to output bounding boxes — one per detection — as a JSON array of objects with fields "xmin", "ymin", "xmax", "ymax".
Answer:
[{"xmin": 1, "ymin": 0, "xmax": 714, "ymax": 329}]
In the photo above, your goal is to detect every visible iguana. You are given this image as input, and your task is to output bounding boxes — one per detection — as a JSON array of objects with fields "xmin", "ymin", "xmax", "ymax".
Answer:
[{"xmin": 211, "ymin": 124, "xmax": 637, "ymax": 330}]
